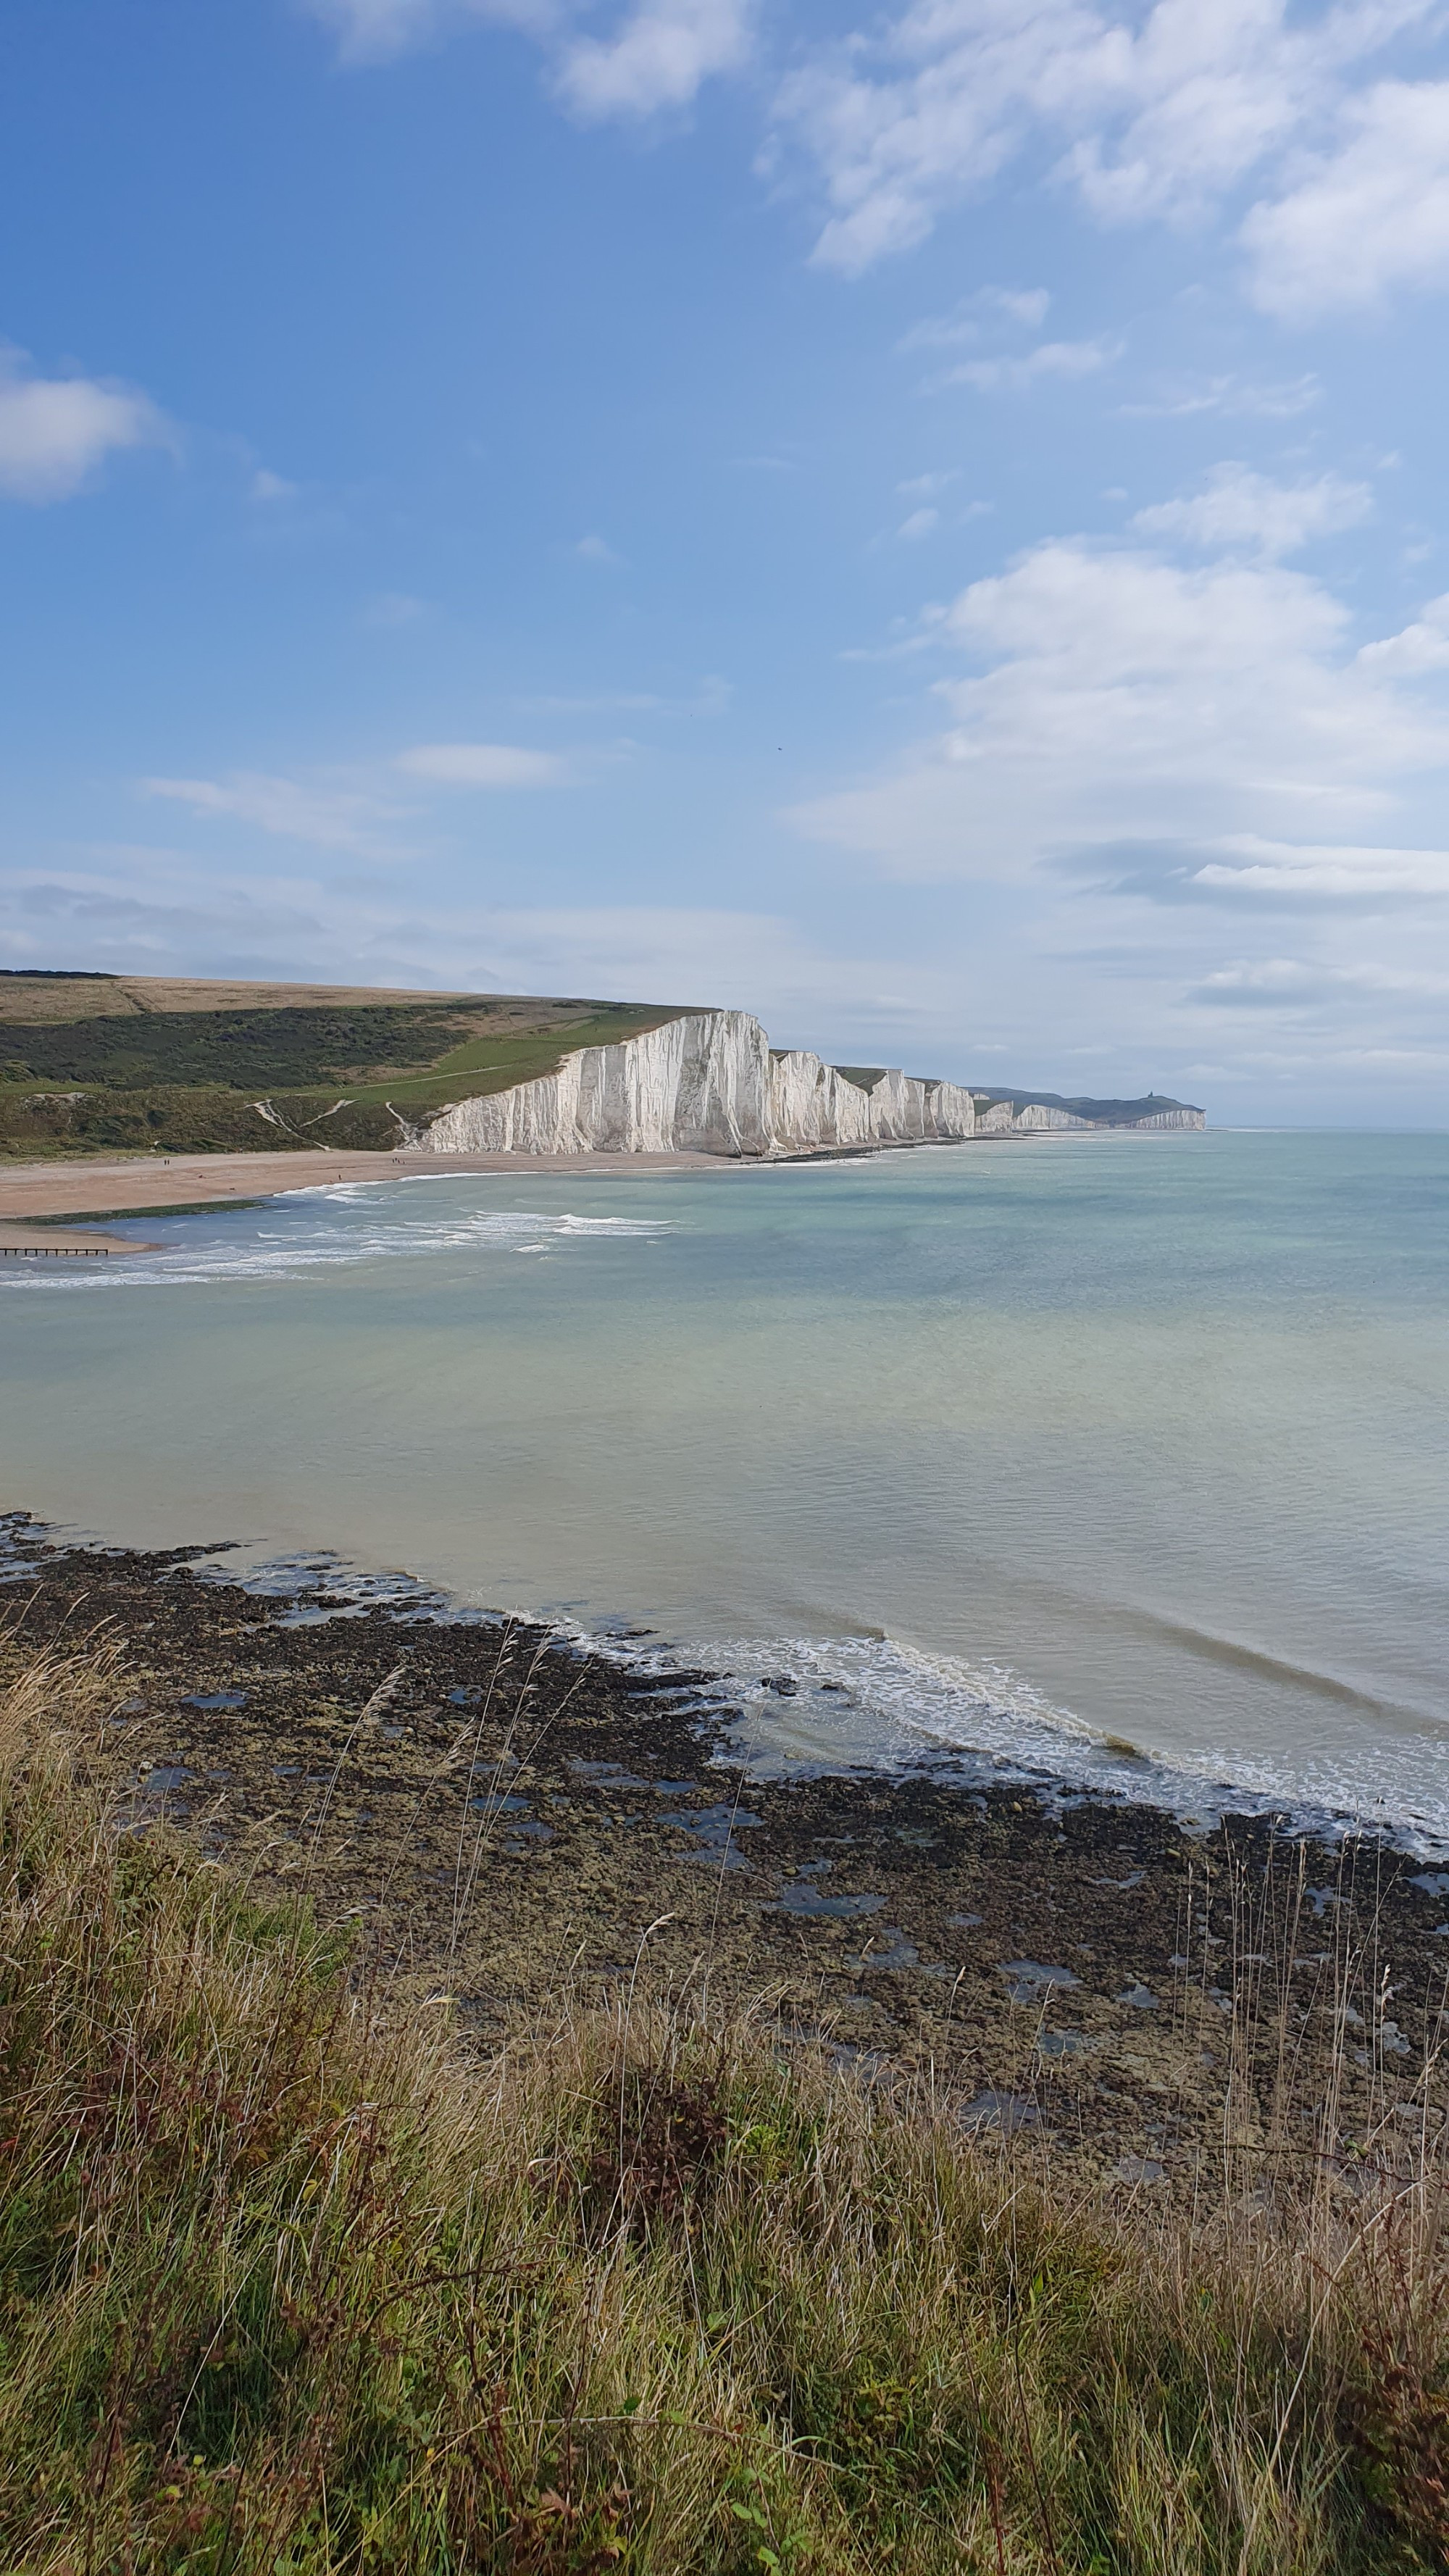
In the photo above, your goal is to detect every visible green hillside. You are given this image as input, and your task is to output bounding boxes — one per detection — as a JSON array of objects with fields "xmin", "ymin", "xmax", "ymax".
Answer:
[{"xmin": 0, "ymin": 975, "xmax": 689, "ymax": 1159}]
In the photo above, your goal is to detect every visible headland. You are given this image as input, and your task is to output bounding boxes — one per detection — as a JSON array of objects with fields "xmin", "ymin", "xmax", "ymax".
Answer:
[{"xmin": 0, "ymin": 970, "xmax": 1204, "ymax": 1174}]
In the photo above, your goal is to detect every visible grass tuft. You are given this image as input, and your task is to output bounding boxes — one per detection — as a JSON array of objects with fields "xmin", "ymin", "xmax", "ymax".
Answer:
[{"xmin": 0, "ymin": 1650, "xmax": 1445, "ymax": 2571}]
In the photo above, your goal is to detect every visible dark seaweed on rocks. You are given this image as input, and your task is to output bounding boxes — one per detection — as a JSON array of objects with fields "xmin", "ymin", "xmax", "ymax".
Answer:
[{"xmin": 1, "ymin": 1508, "xmax": 1443, "ymax": 2190}]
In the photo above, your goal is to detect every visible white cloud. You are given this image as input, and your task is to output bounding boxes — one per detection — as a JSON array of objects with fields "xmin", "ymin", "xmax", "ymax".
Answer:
[
  {"xmin": 304, "ymin": 0, "xmax": 438, "ymax": 61},
  {"xmin": 770, "ymin": 0, "xmax": 1439, "ymax": 277},
  {"xmin": 0, "ymin": 346, "xmax": 172, "ymax": 504},
  {"xmin": 575, "ymin": 532, "xmax": 625, "ymax": 564},
  {"xmin": 1193, "ymin": 952, "xmax": 1449, "ymax": 998},
  {"xmin": 898, "ymin": 505, "xmax": 939, "ymax": 539},
  {"xmin": 0, "ymin": 851, "xmax": 959, "ymax": 1050},
  {"xmin": 141, "ymin": 771, "xmax": 405, "ymax": 852},
  {"xmin": 899, "ymin": 288, "xmax": 1050, "ymax": 351},
  {"xmin": 983, "ymin": 285, "xmax": 1052, "ymax": 328},
  {"xmin": 1189, "ymin": 835, "xmax": 1449, "ymax": 896},
  {"xmin": 251, "ymin": 467, "xmax": 300, "ymax": 503},
  {"xmin": 554, "ymin": 0, "xmax": 753, "ymax": 117},
  {"xmin": 303, "ymin": 0, "xmax": 554, "ymax": 67},
  {"xmin": 943, "ymin": 335, "xmax": 1120, "ymax": 393},
  {"xmin": 1356, "ymin": 592, "xmax": 1449, "ymax": 675},
  {"xmin": 1132, "ymin": 462, "xmax": 1373, "ymax": 559},
  {"xmin": 1243, "ymin": 80, "xmax": 1449, "ymax": 318},
  {"xmin": 790, "ymin": 538, "xmax": 1449, "ymax": 885},
  {"xmin": 394, "ymin": 741, "xmax": 565, "ymax": 785},
  {"xmin": 897, "ymin": 469, "xmax": 960, "ymax": 498},
  {"xmin": 307, "ymin": 0, "xmax": 748, "ymax": 113},
  {"xmin": 1121, "ymin": 372, "xmax": 1322, "ymax": 420}
]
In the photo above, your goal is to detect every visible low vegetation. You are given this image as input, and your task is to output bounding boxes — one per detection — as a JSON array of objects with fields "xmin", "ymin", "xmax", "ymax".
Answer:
[
  {"xmin": 1, "ymin": 1646, "xmax": 1446, "ymax": 2571},
  {"xmin": 0, "ymin": 979, "xmax": 687, "ymax": 1157}
]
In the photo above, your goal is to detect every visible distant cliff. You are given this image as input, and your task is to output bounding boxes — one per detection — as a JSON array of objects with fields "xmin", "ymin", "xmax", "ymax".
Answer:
[{"xmin": 409, "ymin": 1012, "xmax": 1205, "ymax": 1157}]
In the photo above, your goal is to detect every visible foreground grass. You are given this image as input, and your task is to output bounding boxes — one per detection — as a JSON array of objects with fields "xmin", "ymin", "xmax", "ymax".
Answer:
[{"xmin": 1, "ymin": 1654, "xmax": 1447, "ymax": 2572}]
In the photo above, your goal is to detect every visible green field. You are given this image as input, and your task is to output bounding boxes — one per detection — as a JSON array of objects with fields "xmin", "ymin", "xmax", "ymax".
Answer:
[{"xmin": 0, "ymin": 975, "xmax": 690, "ymax": 1158}]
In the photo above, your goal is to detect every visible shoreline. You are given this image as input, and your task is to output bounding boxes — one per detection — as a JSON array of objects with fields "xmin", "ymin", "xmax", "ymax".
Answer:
[
  {"xmin": 3, "ymin": 1510, "xmax": 1442, "ymax": 2189},
  {"xmin": 0, "ymin": 1143, "xmax": 730, "ymax": 1225},
  {"xmin": 0, "ymin": 1130, "xmax": 1072, "ymax": 1226}
]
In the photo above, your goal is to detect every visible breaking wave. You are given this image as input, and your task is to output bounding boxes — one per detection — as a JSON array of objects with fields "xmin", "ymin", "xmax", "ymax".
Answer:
[{"xmin": 0, "ymin": 1194, "xmax": 671, "ymax": 1290}]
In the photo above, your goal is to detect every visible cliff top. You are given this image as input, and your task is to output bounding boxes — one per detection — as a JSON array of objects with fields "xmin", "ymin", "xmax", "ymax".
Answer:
[
  {"xmin": 0, "ymin": 977, "xmax": 1203, "ymax": 1159},
  {"xmin": 0, "ymin": 976, "xmax": 693, "ymax": 1160},
  {"xmin": 972, "ymin": 1086, "xmax": 1206, "ymax": 1123}
]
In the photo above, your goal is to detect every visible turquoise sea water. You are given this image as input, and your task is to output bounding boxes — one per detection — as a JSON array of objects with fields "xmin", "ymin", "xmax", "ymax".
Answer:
[{"xmin": 2, "ymin": 1131, "xmax": 1447, "ymax": 1843}]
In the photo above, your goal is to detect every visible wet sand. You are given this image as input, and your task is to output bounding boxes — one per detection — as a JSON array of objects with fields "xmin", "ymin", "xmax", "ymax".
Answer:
[
  {"xmin": 4, "ymin": 1515, "xmax": 1444, "ymax": 2196},
  {"xmin": 0, "ymin": 1146, "xmax": 726, "ymax": 1223}
]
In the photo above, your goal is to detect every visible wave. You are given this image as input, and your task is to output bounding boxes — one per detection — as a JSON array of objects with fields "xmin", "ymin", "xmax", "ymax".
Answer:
[
  {"xmin": 523, "ymin": 1614, "xmax": 1449, "ymax": 1861},
  {"xmin": 7, "ymin": 1512, "xmax": 1445, "ymax": 1857},
  {"xmin": 0, "ymin": 1198, "xmax": 672, "ymax": 1291}
]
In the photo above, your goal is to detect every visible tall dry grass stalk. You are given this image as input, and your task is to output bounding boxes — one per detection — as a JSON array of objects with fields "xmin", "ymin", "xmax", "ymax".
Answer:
[{"xmin": 0, "ymin": 1647, "xmax": 1445, "ymax": 2573}]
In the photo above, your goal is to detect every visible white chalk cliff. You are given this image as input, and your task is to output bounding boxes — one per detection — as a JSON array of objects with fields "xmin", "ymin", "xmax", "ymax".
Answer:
[{"xmin": 409, "ymin": 1010, "xmax": 1203, "ymax": 1158}]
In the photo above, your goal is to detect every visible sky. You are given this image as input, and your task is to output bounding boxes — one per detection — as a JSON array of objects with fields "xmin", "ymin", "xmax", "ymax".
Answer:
[{"xmin": 4, "ymin": 2, "xmax": 1449, "ymax": 1120}]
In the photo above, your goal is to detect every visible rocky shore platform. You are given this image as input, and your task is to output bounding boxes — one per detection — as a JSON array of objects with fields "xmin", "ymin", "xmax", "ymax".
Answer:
[{"xmin": 3, "ymin": 1515, "xmax": 1442, "ymax": 2195}]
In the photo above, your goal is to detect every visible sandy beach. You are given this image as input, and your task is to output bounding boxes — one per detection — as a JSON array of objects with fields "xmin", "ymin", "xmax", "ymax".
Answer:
[{"xmin": 0, "ymin": 1144, "xmax": 725, "ymax": 1225}]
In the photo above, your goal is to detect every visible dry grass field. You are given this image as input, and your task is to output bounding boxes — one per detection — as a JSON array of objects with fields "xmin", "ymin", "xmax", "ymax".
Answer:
[{"xmin": 1, "ymin": 1630, "xmax": 1447, "ymax": 2573}]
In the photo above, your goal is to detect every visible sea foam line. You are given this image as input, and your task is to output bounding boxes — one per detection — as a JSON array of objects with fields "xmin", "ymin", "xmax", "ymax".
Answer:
[{"xmin": 0, "ymin": 1204, "xmax": 672, "ymax": 1289}]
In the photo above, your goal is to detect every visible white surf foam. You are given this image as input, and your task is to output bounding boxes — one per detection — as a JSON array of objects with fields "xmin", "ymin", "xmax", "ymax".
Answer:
[
  {"xmin": 554, "ymin": 1616, "xmax": 1449, "ymax": 1859},
  {"xmin": 0, "ymin": 1200, "xmax": 672, "ymax": 1290}
]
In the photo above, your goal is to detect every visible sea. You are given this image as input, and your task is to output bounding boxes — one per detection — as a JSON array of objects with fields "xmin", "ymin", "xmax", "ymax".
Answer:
[{"xmin": 2, "ymin": 1129, "xmax": 1447, "ymax": 1850}]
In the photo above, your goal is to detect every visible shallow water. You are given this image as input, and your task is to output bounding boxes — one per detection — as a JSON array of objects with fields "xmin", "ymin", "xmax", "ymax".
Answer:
[{"xmin": 2, "ymin": 1131, "xmax": 1447, "ymax": 1841}]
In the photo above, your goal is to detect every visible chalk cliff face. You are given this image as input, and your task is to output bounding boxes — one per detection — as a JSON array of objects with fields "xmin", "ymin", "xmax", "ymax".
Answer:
[{"xmin": 410, "ymin": 1010, "xmax": 1203, "ymax": 1157}]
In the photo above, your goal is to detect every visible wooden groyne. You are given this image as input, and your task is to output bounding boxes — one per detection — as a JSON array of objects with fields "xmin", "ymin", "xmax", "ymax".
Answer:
[{"xmin": 0, "ymin": 1226, "xmax": 155, "ymax": 1259}]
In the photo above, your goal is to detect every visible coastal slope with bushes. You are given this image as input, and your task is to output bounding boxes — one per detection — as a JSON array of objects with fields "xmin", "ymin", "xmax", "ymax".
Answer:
[{"xmin": 0, "ymin": 973, "xmax": 1204, "ymax": 1160}]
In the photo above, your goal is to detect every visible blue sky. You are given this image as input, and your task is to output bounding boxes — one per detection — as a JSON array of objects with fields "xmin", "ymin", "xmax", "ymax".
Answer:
[{"xmin": 4, "ymin": 0, "xmax": 1449, "ymax": 1120}]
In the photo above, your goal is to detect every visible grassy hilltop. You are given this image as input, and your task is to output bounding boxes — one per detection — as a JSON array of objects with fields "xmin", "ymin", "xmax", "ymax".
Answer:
[{"xmin": 0, "ymin": 975, "xmax": 690, "ymax": 1159}]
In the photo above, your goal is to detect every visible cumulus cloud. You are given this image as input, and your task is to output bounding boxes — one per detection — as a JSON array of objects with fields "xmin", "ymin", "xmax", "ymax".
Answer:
[
  {"xmin": 1356, "ymin": 593, "xmax": 1449, "ymax": 675},
  {"xmin": 0, "ymin": 346, "xmax": 172, "ymax": 504},
  {"xmin": 1243, "ymin": 80, "xmax": 1449, "ymax": 318},
  {"xmin": 394, "ymin": 741, "xmax": 564, "ymax": 784},
  {"xmin": 1132, "ymin": 462, "xmax": 1373, "ymax": 559},
  {"xmin": 306, "ymin": 0, "xmax": 750, "ymax": 113},
  {"xmin": 309, "ymin": 0, "xmax": 1449, "ymax": 324},
  {"xmin": 790, "ymin": 537, "xmax": 1449, "ymax": 889},
  {"xmin": 303, "ymin": 0, "xmax": 556, "ymax": 66},
  {"xmin": 769, "ymin": 0, "xmax": 1440, "ymax": 278},
  {"xmin": 554, "ymin": 0, "xmax": 753, "ymax": 118}
]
